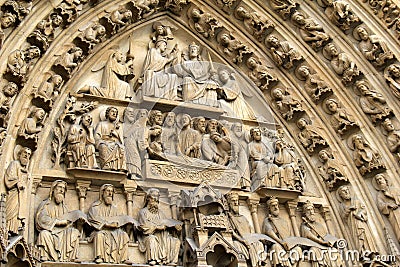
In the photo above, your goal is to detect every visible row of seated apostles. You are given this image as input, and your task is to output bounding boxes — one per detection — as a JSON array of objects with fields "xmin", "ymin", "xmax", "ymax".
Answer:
[{"xmin": 35, "ymin": 180, "xmax": 344, "ymax": 266}]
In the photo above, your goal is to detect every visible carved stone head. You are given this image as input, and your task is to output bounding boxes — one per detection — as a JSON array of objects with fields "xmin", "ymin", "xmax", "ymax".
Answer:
[
  {"xmin": 50, "ymin": 180, "xmax": 67, "ymax": 204},
  {"xmin": 0, "ymin": 12, "xmax": 16, "ymax": 28},
  {"xmin": 100, "ymin": 184, "xmax": 114, "ymax": 205},
  {"xmin": 303, "ymin": 201, "xmax": 316, "ymax": 222},
  {"xmin": 250, "ymin": 127, "xmax": 262, "ymax": 141},
  {"xmin": 3, "ymin": 82, "xmax": 18, "ymax": 97},
  {"xmin": 145, "ymin": 188, "xmax": 160, "ymax": 212},
  {"xmin": 105, "ymin": 107, "xmax": 118, "ymax": 122},
  {"xmin": 337, "ymin": 185, "xmax": 351, "ymax": 201},
  {"xmin": 226, "ymin": 192, "xmax": 239, "ymax": 214},
  {"xmin": 373, "ymin": 173, "xmax": 389, "ymax": 191},
  {"xmin": 267, "ymin": 197, "xmax": 279, "ymax": 216},
  {"xmin": 17, "ymin": 146, "xmax": 32, "ymax": 167}
]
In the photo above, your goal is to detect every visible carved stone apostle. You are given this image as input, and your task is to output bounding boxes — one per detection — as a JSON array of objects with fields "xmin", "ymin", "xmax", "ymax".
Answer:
[
  {"xmin": 382, "ymin": 118, "xmax": 400, "ymax": 159},
  {"xmin": 36, "ymin": 180, "xmax": 84, "ymax": 262},
  {"xmin": 138, "ymin": 188, "xmax": 182, "ymax": 266},
  {"xmin": 66, "ymin": 113, "xmax": 98, "ymax": 169},
  {"xmin": 5, "ymin": 146, "xmax": 31, "ymax": 235},
  {"xmin": 95, "ymin": 107, "xmax": 126, "ymax": 171},
  {"xmin": 373, "ymin": 174, "xmax": 400, "ymax": 242},
  {"xmin": 266, "ymin": 34, "xmax": 302, "ymax": 69},
  {"xmin": 337, "ymin": 185, "xmax": 377, "ymax": 253},
  {"xmin": 296, "ymin": 118, "xmax": 327, "ymax": 153},
  {"xmin": 230, "ymin": 123, "xmax": 251, "ymax": 189},
  {"xmin": 324, "ymin": 98, "xmax": 358, "ymax": 135},
  {"xmin": 17, "ymin": 106, "xmax": 46, "ymax": 140},
  {"xmin": 350, "ymin": 134, "xmax": 385, "ymax": 175},
  {"xmin": 356, "ymin": 79, "xmax": 393, "ymax": 123},
  {"xmin": 88, "ymin": 184, "xmax": 130, "ymax": 264},
  {"xmin": 246, "ymin": 56, "xmax": 278, "ymax": 90},
  {"xmin": 263, "ymin": 197, "xmax": 302, "ymax": 267},
  {"xmin": 248, "ymin": 127, "xmax": 279, "ymax": 188},
  {"xmin": 296, "ymin": 65, "xmax": 332, "ymax": 102},
  {"xmin": 178, "ymin": 113, "xmax": 202, "ymax": 158},
  {"xmin": 318, "ymin": 149, "xmax": 348, "ymax": 190},
  {"xmin": 140, "ymin": 39, "xmax": 179, "ymax": 100},
  {"xmin": 161, "ymin": 112, "xmax": 178, "ymax": 155},
  {"xmin": 385, "ymin": 64, "xmax": 400, "ymax": 100},
  {"xmin": 271, "ymin": 88, "xmax": 303, "ymax": 121},
  {"xmin": 227, "ymin": 193, "xmax": 266, "ymax": 267}
]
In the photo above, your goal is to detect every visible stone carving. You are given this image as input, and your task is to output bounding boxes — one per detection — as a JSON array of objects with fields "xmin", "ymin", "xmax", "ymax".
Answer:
[
  {"xmin": 54, "ymin": 0, "xmax": 86, "ymax": 25},
  {"xmin": 323, "ymin": 98, "xmax": 358, "ymax": 135},
  {"xmin": 235, "ymin": 6, "xmax": 274, "ymax": 41},
  {"xmin": 214, "ymin": 0, "xmax": 237, "ymax": 13},
  {"xmin": 138, "ymin": 188, "xmax": 182, "ymax": 266},
  {"xmin": 174, "ymin": 42, "xmax": 219, "ymax": 107},
  {"xmin": 140, "ymin": 39, "xmax": 179, "ymax": 100},
  {"xmin": 0, "ymin": 0, "xmax": 32, "ymax": 28},
  {"xmin": 176, "ymin": 113, "xmax": 200, "ymax": 159},
  {"xmin": 263, "ymin": 197, "xmax": 302, "ymax": 267},
  {"xmin": 88, "ymin": 184, "xmax": 131, "ymax": 264},
  {"xmin": 296, "ymin": 118, "xmax": 328, "ymax": 154},
  {"xmin": 326, "ymin": 0, "xmax": 360, "ymax": 31},
  {"xmin": 323, "ymin": 43, "xmax": 360, "ymax": 85},
  {"xmin": 164, "ymin": 0, "xmax": 188, "ymax": 15},
  {"xmin": 382, "ymin": 118, "xmax": 400, "ymax": 160},
  {"xmin": 17, "ymin": 106, "xmax": 46, "ymax": 146},
  {"xmin": 384, "ymin": 64, "xmax": 400, "ymax": 100},
  {"xmin": 246, "ymin": 56, "xmax": 278, "ymax": 90},
  {"xmin": 0, "ymin": 127, "xmax": 6, "ymax": 150},
  {"xmin": 373, "ymin": 174, "xmax": 400, "ymax": 243},
  {"xmin": 6, "ymin": 46, "xmax": 41, "ymax": 85},
  {"xmin": 318, "ymin": 149, "xmax": 348, "ymax": 191},
  {"xmin": 271, "ymin": 87, "xmax": 303, "ymax": 121},
  {"xmin": 94, "ymin": 107, "xmax": 126, "ymax": 171},
  {"xmin": 66, "ymin": 113, "xmax": 98, "ymax": 169},
  {"xmin": 33, "ymin": 74, "xmax": 63, "ymax": 108},
  {"xmin": 100, "ymin": 7, "xmax": 132, "ymax": 34},
  {"xmin": 217, "ymin": 67, "xmax": 256, "ymax": 120},
  {"xmin": 337, "ymin": 185, "xmax": 377, "ymax": 253},
  {"xmin": 75, "ymin": 23, "xmax": 106, "ymax": 53},
  {"xmin": 291, "ymin": 11, "xmax": 330, "ymax": 50},
  {"xmin": 217, "ymin": 31, "xmax": 251, "ymax": 64},
  {"xmin": 266, "ymin": 34, "xmax": 303, "ymax": 69},
  {"xmin": 269, "ymin": 0, "xmax": 298, "ymax": 20},
  {"xmin": 0, "ymin": 81, "xmax": 18, "ymax": 127},
  {"xmin": 188, "ymin": 7, "xmax": 222, "ymax": 39},
  {"xmin": 161, "ymin": 111, "xmax": 178, "ymax": 156},
  {"xmin": 229, "ymin": 122, "xmax": 250, "ymax": 189},
  {"xmin": 53, "ymin": 46, "xmax": 83, "ymax": 78},
  {"xmin": 296, "ymin": 65, "xmax": 332, "ymax": 103},
  {"xmin": 227, "ymin": 193, "xmax": 266, "ymax": 267},
  {"xmin": 248, "ymin": 127, "xmax": 279, "ymax": 189},
  {"xmin": 349, "ymin": 134, "xmax": 385, "ymax": 175},
  {"xmin": 36, "ymin": 180, "xmax": 85, "ymax": 262},
  {"xmin": 5, "ymin": 145, "xmax": 31, "ymax": 235},
  {"xmin": 353, "ymin": 26, "xmax": 394, "ymax": 68},
  {"xmin": 200, "ymin": 118, "xmax": 227, "ymax": 163},
  {"xmin": 27, "ymin": 14, "xmax": 63, "ymax": 52},
  {"xmin": 355, "ymin": 79, "xmax": 393, "ymax": 123}
]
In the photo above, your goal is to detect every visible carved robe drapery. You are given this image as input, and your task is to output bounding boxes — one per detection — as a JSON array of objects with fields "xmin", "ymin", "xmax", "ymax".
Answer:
[{"xmin": 101, "ymin": 52, "xmax": 132, "ymax": 99}]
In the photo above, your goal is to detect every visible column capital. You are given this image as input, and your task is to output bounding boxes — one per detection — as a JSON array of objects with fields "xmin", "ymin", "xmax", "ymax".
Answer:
[
  {"xmin": 75, "ymin": 180, "xmax": 91, "ymax": 199},
  {"xmin": 286, "ymin": 201, "xmax": 298, "ymax": 217}
]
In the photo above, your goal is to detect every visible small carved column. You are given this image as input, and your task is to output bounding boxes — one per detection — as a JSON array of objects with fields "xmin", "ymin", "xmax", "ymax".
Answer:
[
  {"xmin": 75, "ymin": 180, "xmax": 91, "ymax": 211},
  {"xmin": 286, "ymin": 201, "xmax": 300, "ymax": 237},
  {"xmin": 28, "ymin": 177, "xmax": 42, "ymax": 243},
  {"xmin": 169, "ymin": 192, "xmax": 179, "ymax": 220},
  {"xmin": 123, "ymin": 180, "xmax": 137, "ymax": 217},
  {"xmin": 247, "ymin": 194, "xmax": 261, "ymax": 233},
  {"xmin": 321, "ymin": 205, "xmax": 336, "ymax": 236}
]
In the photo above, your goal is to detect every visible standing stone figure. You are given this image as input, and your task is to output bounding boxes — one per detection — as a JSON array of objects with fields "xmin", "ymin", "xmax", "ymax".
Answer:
[
  {"xmin": 95, "ymin": 107, "xmax": 126, "ymax": 171},
  {"xmin": 262, "ymin": 197, "xmax": 302, "ymax": 267},
  {"xmin": 230, "ymin": 123, "xmax": 250, "ymax": 189},
  {"xmin": 350, "ymin": 134, "xmax": 385, "ymax": 175},
  {"xmin": 336, "ymin": 185, "xmax": 377, "ymax": 253},
  {"xmin": 5, "ymin": 146, "xmax": 32, "ymax": 235},
  {"xmin": 138, "ymin": 188, "xmax": 182, "ymax": 266},
  {"xmin": 373, "ymin": 174, "xmax": 400, "ymax": 242},
  {"xmin": 88, "ymin": 184, "xmax": 130, "ymax": 264},
  {"xmin": 178, "ymin": 113, "xmax": 202, "ymax": 158},
  {"xmin": 36, "ymin": 180, "xmax": 84, "ymax": 262}
]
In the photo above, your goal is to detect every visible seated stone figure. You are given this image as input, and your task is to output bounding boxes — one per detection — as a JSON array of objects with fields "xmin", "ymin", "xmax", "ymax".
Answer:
[
  {"xmin": 36, "ymin": 180, "xmax": 85, "ymax": 262},
  {"xmin": 138, "ymin": 188, "xmax": 182, "ymax": 266},
  {"xmin": 88, "ymin": 184, "xmax": 131, "ymax": 264}
]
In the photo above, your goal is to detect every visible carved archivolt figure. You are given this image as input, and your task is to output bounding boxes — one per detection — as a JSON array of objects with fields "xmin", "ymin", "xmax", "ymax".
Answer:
[
  {"xmin": 188, "ymin": 7, "xmax": 222, "ymax": 39},
  {"xmin": 150, "ymin": 22, "xmax": 174, "ymax": 43},
  {"xmin": 36, "ymin": 180, "xmax": 84, "ymax": 262},
  {"xmin": 94, "ymin": 107, "xmax": 126, "ymax": 171},
  {"xmin": 138, "ymin": 188, "xmax": 182, "ymax": 266},
  {"xmin": 218, "ymin": 32, "xmax": 251, "ymax": 63},
  {"xmin": 296, "ymin": 118, "xmax": 327, "ymax": 153},
  {"xmin": 28, "ymin": 14, "xmax": 63, "ymax": 51},
  {"xmin": 336, "ymin": 185, "xmax": 378, "ymax": 253},
  {"xmin": 291, "ymin": 11, "xmax": 330, "ymax": 50},
  {"xmin": 384, "ymin": 64, "xmax": 400, "ymax": 100},
  {"xmin": 54, "ymin": 46, "xmax": 83, "ymax": 76},
  {"xmin": 326, "ymin": 0, "xmax": 360, "ymax": 31},
  {"xmin": 324, "ymin": 98, "xmax": 358, "ymax": 135},
  {"xmin": 7, "ymin": 45, "xmax": 40, "ymax": 82},
  {"xmin": 88, "ymin": 184, "xmax": 130, "ymax": 264},
  {"xmin": 269, "ymin": 0, "xmax": 298, "ymax": 20},
  {"xmin": 5, "ymin": 145, "xmax": 31, "ymax": 235},
  {"xmin": 271, "ymin": 87, "xmax": 303, "ymax": 121},
  {"xmin": 353, "ymin": 26, "xmax": 394, "ymax": 67},
  {"xmin": 135, "ymin": 0, "xmax": 159, "ymax": 18},
  {"xmin": 323, "ymin": 43, "xmax": 360, "ymax": 85},
  {"xmin": 373, "ymin": 173, "xmax": 400, "ymax": 242},
  {"xmin": 227, "ymin": 193, "xmax": 266, "ymax": 267},
  {"xmin": 263, "ymin": 197, "xmax": 302, "ymax": 267},
  {"xmin": 35, "ymin": 74, "xmax": 63, "ymax": 104},
  {"xmin": 382, "ymin": 118, "xmax": 400, "ymax": 159},
  {"xmin": 0, "ymin": 81, "xmax": 18, "ymax": 126},
  {"xmin": 17, "ymin": 106, "xmax": 46, "ymax": 141},
  {"xmin": 318, "ymin": 149, "xmax": 348, "ymax": 191},
  {"xmin": 355, "ymin": 79, "xmax": 393, "ymax": 123},
  {"xmin": 236, "ymin": 6, "xmax": 274, "ymax": 41},
  {"xmin": 77, "ymin": 23, "xmax": 106, "ymax": 52},
  {"xmin": 141, "ymin": 39, "xmax": 179, "ymax": 100},
  {"xmin": 248, "ymin": 127, "xmax": 279, "ymax": 188},
  {"xmin": 266, "ymin": 34, "xmax": 302, "ymax": 69},
  {"xmin": 108, "ymin": 8, "xmax": 132, "ymax": 33},
  {"xmin": 246, "ymin": 56, "xmax": 278, "ymax": 90},
  {"xmin": 296, "ymin": 65, "xmax": 332, "ymax": 103},
  {"xmin": 349, "ymin": 134, "xmax": 385, "ymax": 175}
]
